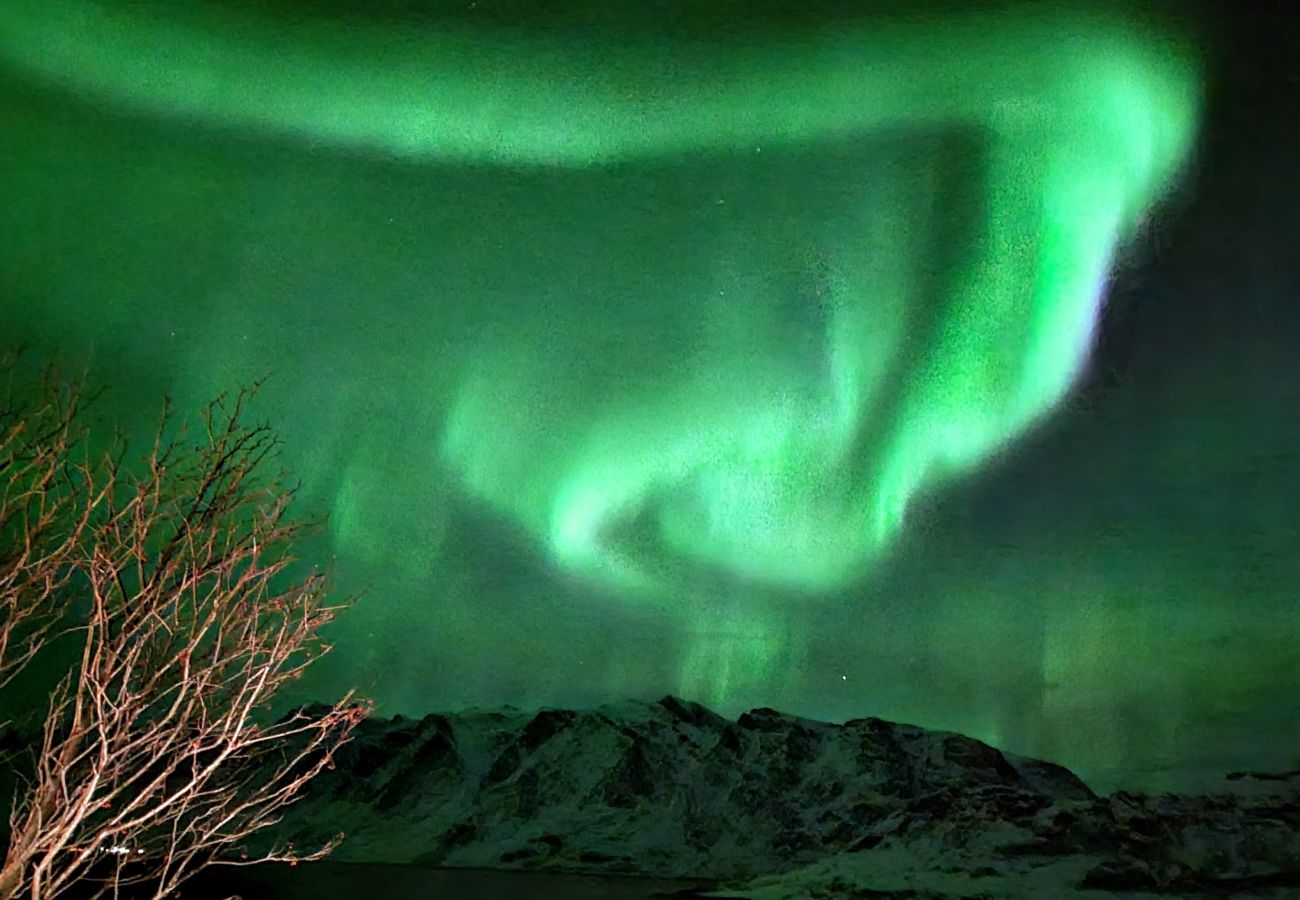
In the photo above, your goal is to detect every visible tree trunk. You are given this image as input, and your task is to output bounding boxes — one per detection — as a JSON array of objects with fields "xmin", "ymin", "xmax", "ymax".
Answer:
[{"xmin": 0, "ymin": 849, "xmax": 29, "ymax": 900}]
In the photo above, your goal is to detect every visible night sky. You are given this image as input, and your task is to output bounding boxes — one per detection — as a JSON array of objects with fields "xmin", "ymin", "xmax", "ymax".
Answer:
[{"xmin": 1, "ymin": 0, "xmax": 1296, "ymax": 795}]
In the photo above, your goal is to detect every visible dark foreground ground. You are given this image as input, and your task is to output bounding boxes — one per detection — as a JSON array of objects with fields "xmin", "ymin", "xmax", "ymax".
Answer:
[{"xmin": 183, "ymin": 861, "xmax": 720, "ymax": 900}]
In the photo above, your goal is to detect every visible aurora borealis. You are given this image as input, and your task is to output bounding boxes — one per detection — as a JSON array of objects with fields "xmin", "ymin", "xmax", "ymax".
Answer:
[
  {"xmin": 0, "ymin": 0, "xmax": 1202, "ymax": 599},
  {"xmin": 1, "ymin": 0, "xmax": 1296, "ymax": 795}
]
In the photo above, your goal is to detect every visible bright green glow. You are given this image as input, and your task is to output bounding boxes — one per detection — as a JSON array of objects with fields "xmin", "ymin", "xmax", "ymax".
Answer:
[
  {"xmin": 0, "ymin": 1, "xmax": 1210, "ymax": 766},
  {"xmin": 0, "ymin": 1, "xmax": 1198, "ymax": 594},
  {"xmin": 0, "ymin": 2, "xmax": 1196, "ymax": 167}
]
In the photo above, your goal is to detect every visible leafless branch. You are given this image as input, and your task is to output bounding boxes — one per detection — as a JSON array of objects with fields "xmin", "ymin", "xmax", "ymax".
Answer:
[{"xmin": 0, "ymin": 364, "xmax": 370, "ymax": 900}]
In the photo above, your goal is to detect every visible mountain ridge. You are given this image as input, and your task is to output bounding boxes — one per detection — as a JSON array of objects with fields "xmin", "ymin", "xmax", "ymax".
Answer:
[{"xmin": 258, "ymin": 696, "xmax": 1300, "ymax": 897}]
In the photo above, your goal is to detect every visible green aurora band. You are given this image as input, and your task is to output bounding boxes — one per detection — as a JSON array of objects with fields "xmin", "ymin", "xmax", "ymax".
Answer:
[
  {"xmin": 0, "ymin": 1, "xmax": 1203, "ymax": 764},
  {"xmin": 1, "ymin": 0, "xmax": 1201, "ymax": 592}
]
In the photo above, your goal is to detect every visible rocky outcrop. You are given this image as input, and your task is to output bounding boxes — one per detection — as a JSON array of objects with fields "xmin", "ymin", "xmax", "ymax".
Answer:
[{"xmin": 257, "ymin": 698, "xmax": 1300, "ymax": 897}]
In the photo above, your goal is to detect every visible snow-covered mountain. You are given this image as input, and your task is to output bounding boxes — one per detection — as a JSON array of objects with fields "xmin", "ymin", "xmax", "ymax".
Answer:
[{"xmin": 260, "ymin": 697, "xmax": 1300, "ymax": 898}]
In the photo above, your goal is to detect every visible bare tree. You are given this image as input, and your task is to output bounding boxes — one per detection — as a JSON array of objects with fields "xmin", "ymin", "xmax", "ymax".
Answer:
[
  {"xmin": 0, "ymin": 365, "xmax": 371, "ymax": 900},
  {"xmin": 0, "ymin": 362, "xmax": 99, "ymax": 699}
]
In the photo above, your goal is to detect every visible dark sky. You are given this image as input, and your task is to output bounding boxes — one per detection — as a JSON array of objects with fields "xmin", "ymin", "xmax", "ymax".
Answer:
[{"xmin": 0, "ymin": 0, "xmax": 1296, "ymax": 794}]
